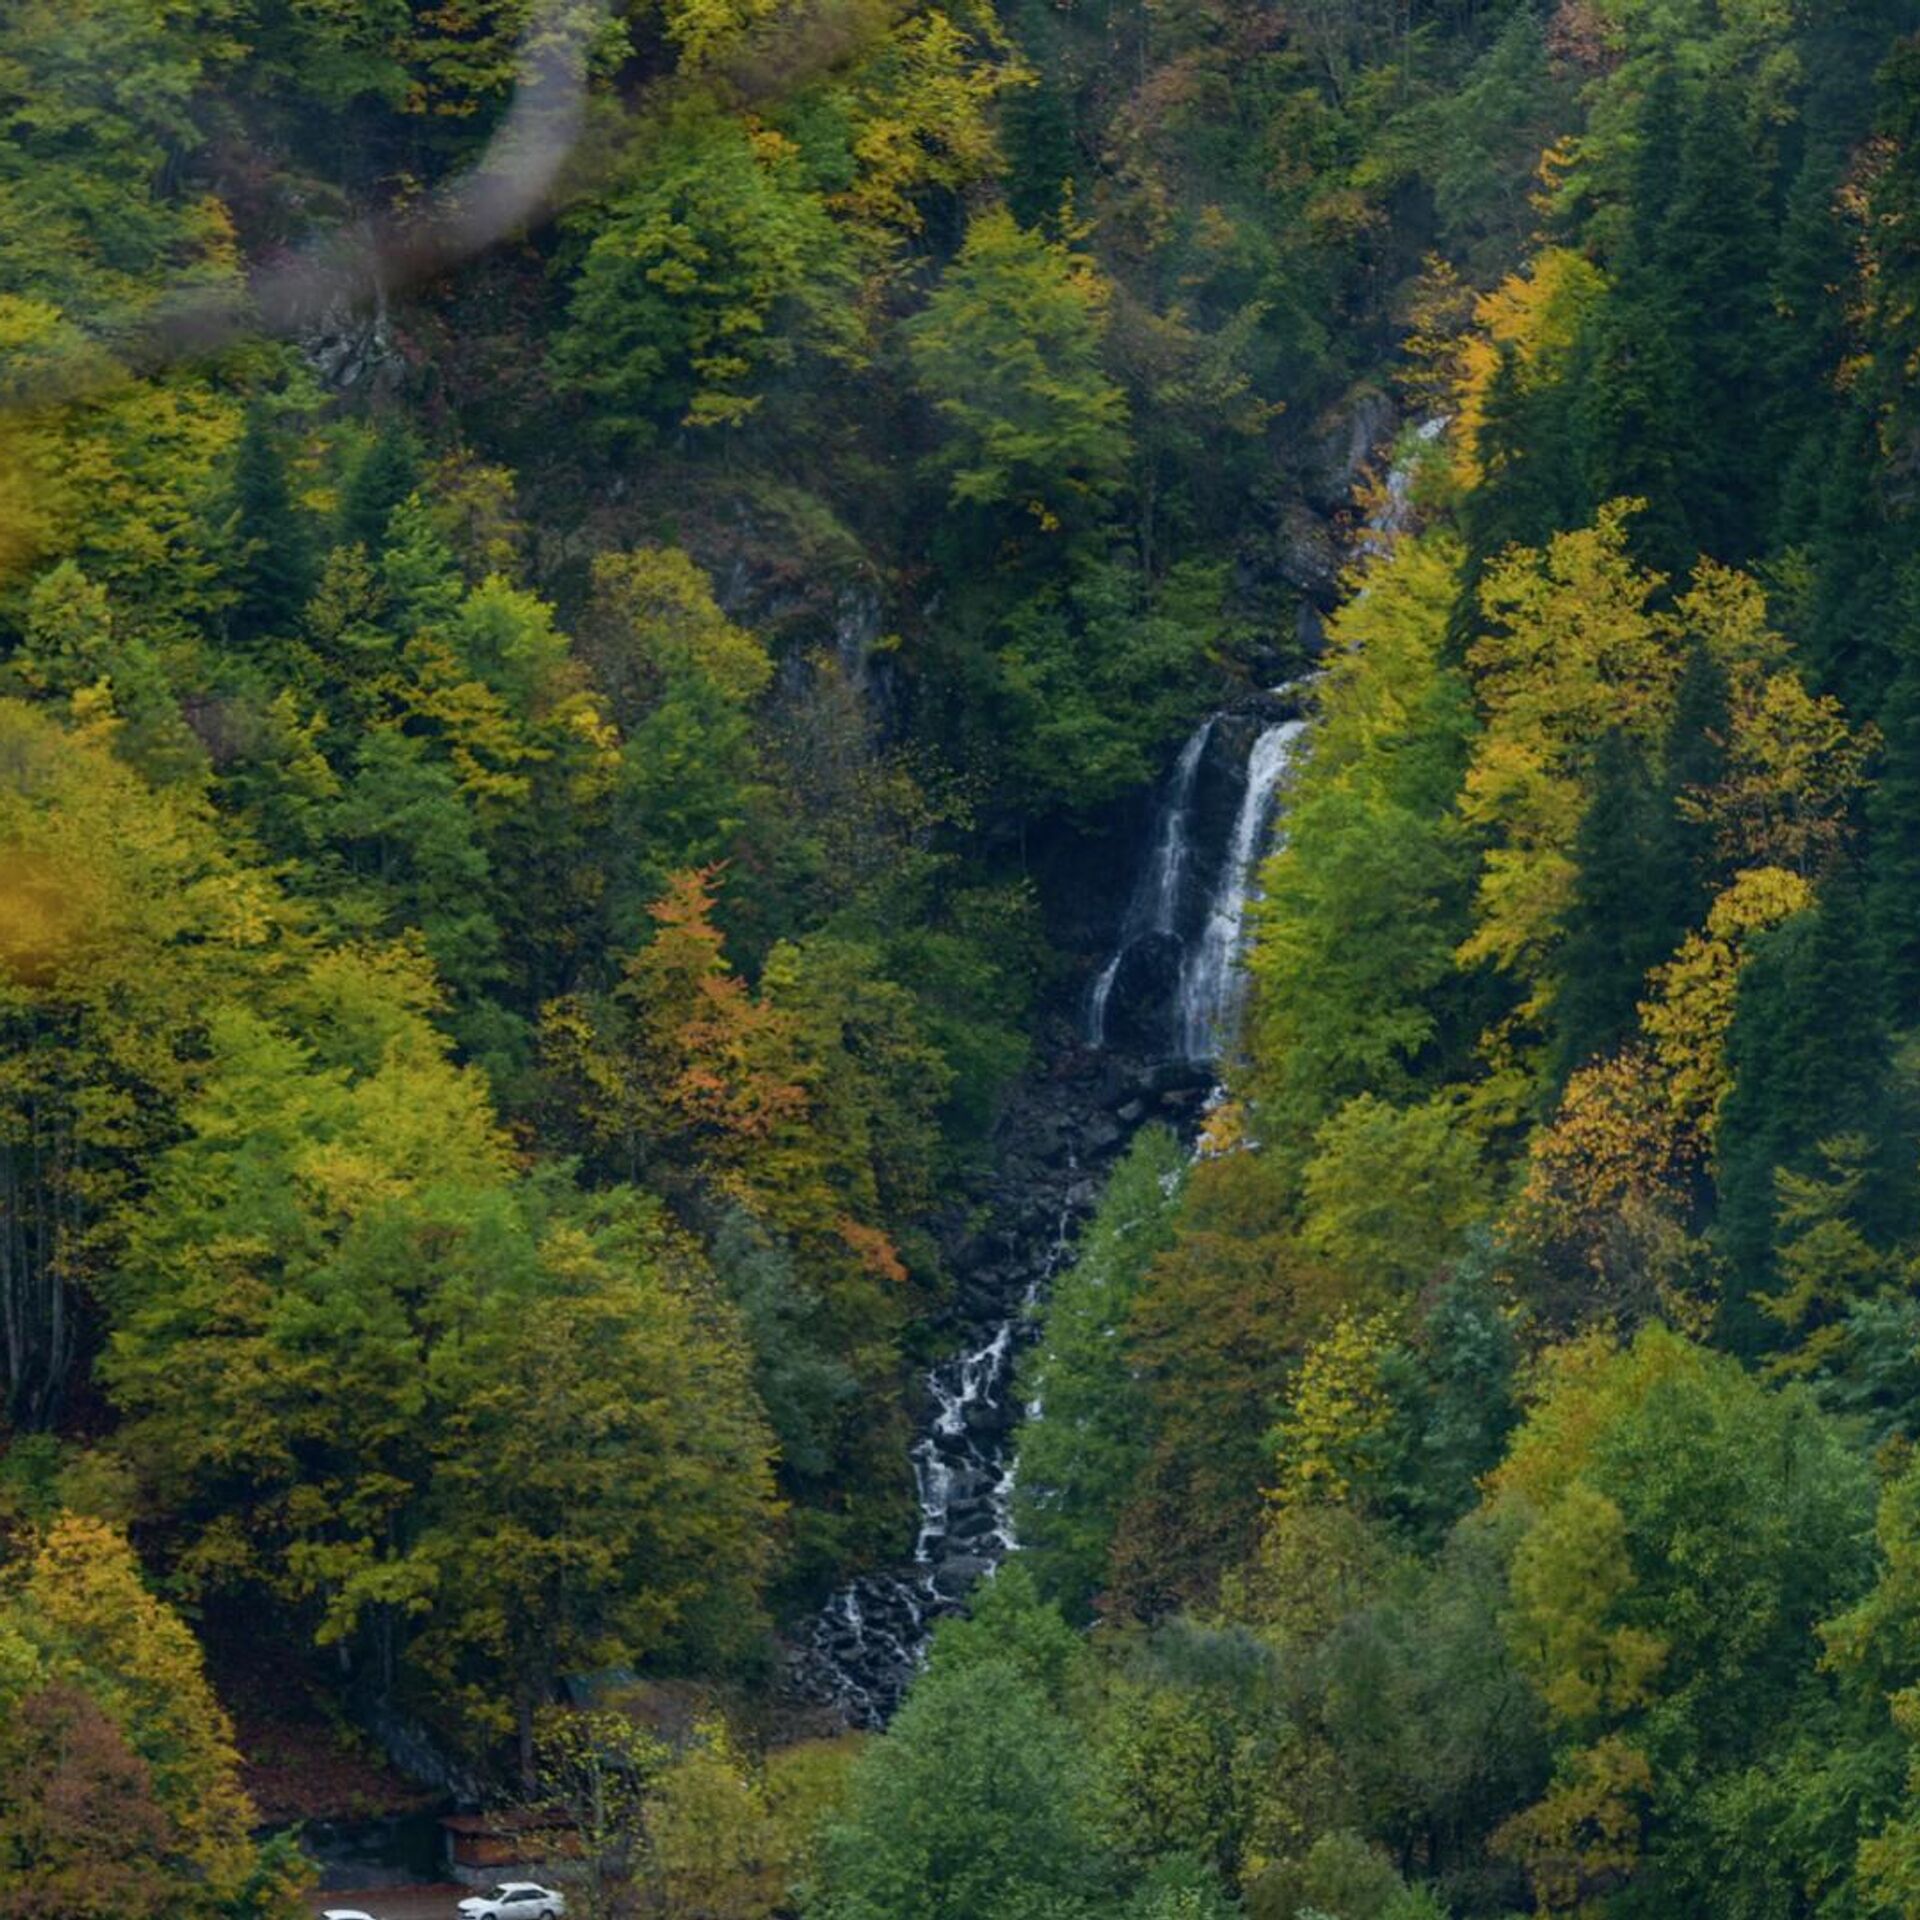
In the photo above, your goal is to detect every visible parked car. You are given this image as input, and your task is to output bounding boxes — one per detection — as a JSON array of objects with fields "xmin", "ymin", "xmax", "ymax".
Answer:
[
  {"xmin": 321, "ymin": 1910, "xmax": 378, "ymax": 1920},
  {"xmin": 456, "ymin": 1885, "xmax": 566, "ymax": 1920}
]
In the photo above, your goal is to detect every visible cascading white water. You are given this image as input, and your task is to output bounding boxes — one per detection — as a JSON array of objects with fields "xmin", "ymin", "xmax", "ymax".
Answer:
[
  {"xmin": 1087, "ymin": 710, "xmax": 1306, "ymax": 1065},
  {"xmin": 1172, "ymin": 718, "xmax": 1307, "ymax": 1061},
  {"xmin": 795, "ymin": 1156, "xmax": 1083, "ymax": 1725},
  {"xmin": 1358, "ymin": 414, "xmax": 1450, "ymax": 561},
  {"xmin": 1086, "ymin": 719, "xmax": 1214, "ymax": 1046}
]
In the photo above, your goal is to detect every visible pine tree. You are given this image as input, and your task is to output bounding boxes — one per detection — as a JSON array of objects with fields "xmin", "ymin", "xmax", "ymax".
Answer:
[
  {"xmin": 1715, "ymin": 877, "xmax": 1898, "ymax": 1337},
  {"xmin": 1761, "ymin": 142, "xmax": 1855, "ymax": 512},
  {"xmin": 1462, "ymin": 340, "xmax": 1585, "ymax": 582},
  {"xmin": 1798, "ymin": 401, "xmax": 1907, "ymax": 715},
  {"xmin": 1569, "ymin": 65, "xmax": 1690, "ymax": 568},
  {"xmin": 1574, "ymin": 71, "xmax": 1773, "ymax": 573},
  {"xmin": 1867, "ymin": 641, "xmax": 1920, "ymax": 1022},
  {"xmin": 1552, "ymin": 730, "xmax": 1687, "ymax": 1082},
  {"xmin": 337, "ymin": 418, "xmax": 420, "ymax": 556},
  {"xmin": 1657, "ymin": 638, "xmax": 1731, "ymax": 913},
  {"xmin": 225, "ymin": 404, "xmax": 315, "ymax": 642},
  {"xmin": 999, "ymin": 0, "xmax": 1079, "ymax": 232},
  {"xmin": 1652, "ymin": 76, "xmax": 1773, "ymax": 566}
]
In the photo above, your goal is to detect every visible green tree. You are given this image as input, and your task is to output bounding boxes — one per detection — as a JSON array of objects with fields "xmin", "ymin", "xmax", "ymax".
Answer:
[
  {"xmin": 986, "ymin": 553, "xmax": 1222, "ymax": 810},
  {"xmin": 1489, "ymin": 1329, "xmax": 1875, "ymax": 1914},
  {"xmin": 224, "ymin": 405, "xmax": 315, "ymax": 644},
  {"xmin": 1755, "ymin": 1135, "xmax": 1893, "ymax": 1382},
  {"xmin": 557, "ymin": 106, "xmax": 854, "ymax": 438},
  {"xmin": 905, "ymin": 206, "xmax": 1130, "ymax": 532},
  {"xmin": 0, "ymin": 700, "xmax": 283, "ymax": 1428},
  {"xmin": 1248, "ymin": 1829, "xmax": 1422, "ymax": 1920},
  {"xmin": 1868, "ymin": 645, "xmax": 1920, "ymax": 1022},
  {"xmin": 1245, "ymin": 533, "xmax": 1478, "ymax": 1162},
  {"xmin": 0, "ymin": 0, "xmax": 236, "ymax": 320},
  {"xmin": 101, "ymin": 960, "xmax": 777, "ymax": 1771},
  {"xmin": 1014, "ymin": 1127, "xmax": 1186, "ymax": 1618},
  {"xmin": 1550, "ymin": 728, "xmax": 1689, "ymax": 1081},
  {"xmin": 1298, "ymin": 1095, "xmax": 1488, "ymax": 1296},
  {"xmin": 1122, "ymin": 1854, "xmax": 1239, "ymax": 1920},
  {"xmin": 337, "ymin": 419, "xmax": 421, "ymax": 558},
  {"xmin": 1311, "ymin": 1514, "xmax": 1545, "ymax": 1890},
  {"xmin": 1824, "ymin": 1449, "xmax": 1920, "ymax": 1917},
  {"xmin": 1716, "ymin": 878, "xmax": 1900, "ymax": 1318},
  {"xmin": 1110, "ymin": 1152, "xmax": 1325, "ymax": 1619},
  {"xmin": 583, "ymin": 546, "xmax": 772, "ymax": 915},
  {"xmin": 809, "ymin": 1655, "xmax": 1111, "ymax": 1920}
]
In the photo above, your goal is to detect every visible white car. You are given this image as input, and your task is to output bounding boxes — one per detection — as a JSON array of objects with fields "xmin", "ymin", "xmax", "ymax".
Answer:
[
  {"xmin": 456, "ymin": 1886, "xmax": 566, "ymax": 1920},
  {"xmin": 321, "ymin": 1911, "xmax": 378, "ymax": 1920}
]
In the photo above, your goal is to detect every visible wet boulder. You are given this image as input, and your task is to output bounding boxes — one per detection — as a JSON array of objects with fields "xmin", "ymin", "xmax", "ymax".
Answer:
[{"xmin": 1098, "ymin": 930, "xmax": 1184, "ymax": 1056}]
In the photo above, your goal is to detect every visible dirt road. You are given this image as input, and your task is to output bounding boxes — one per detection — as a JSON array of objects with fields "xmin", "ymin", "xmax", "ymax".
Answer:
[{"xmin": 311, "ymin": 1886, "xmax": 468, "ymax": 1919}]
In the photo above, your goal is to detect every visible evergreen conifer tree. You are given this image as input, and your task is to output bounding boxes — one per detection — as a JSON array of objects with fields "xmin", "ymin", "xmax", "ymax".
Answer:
[
  {"xmin": 1799, "ymin": 401, "xmax": 1907, "ymax": 714},
  {"xmin": 1716, "ymin": 877, "xmax": 1896, "ymax": 1337},
  {"xmin": 1653, "ymin": 76, "xmax": 1772, "ymax": 565},
  {"xmin": 1552, "ymin": 730, "xmax": 1687, "ymax": 1081},
  {"xmin": 1463, "ymin": 341, "xmax": 1585, "ymax": 584},
  {"xmin": 1658, "ymin": 638, "xmax": 1731, "ymax": 912},
  {"xmin": 338, "ymin": 419, "xmax": 420, "ymax": 557},
  {"xmin": 1867, "ymin": 640, "xmax": 1920, "ymax": 1022},
  {"xmin": 226, "ymin": 404, "xmax": 315, "ymax": 642}
]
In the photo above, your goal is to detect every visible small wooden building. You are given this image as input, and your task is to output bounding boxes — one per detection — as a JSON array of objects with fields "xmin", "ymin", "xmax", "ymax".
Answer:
[{"xmin": 439, "ymin": 1809, "xmax": 578, "ymax": 1886}]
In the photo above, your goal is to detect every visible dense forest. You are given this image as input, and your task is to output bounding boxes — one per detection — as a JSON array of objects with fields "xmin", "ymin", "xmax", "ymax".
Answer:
[{"xmin": 12, "ymin": 0, "xmax": 1920, "ymax": 1914}]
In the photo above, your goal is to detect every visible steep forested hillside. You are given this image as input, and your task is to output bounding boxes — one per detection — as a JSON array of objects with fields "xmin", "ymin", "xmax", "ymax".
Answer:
[{"xmin": 10, "ymin": 1, "xmax": 1920, "ymax": 1915}]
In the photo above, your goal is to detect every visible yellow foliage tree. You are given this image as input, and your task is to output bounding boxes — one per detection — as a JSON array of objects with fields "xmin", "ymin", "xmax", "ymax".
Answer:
[
  {"xmin": 1668, "ymin": 563, "xmax": 1872, "ymax": 875},
  {"xmin": 1502, "ymin": 1047, "xmax": 1707, "ymax": 1335},
  {"xmin": 581, "ymin": 546, "xmax": 773, "ymax": 718},
  {"xmin": 827, "ymin": 9, "xmax": 1016, "ymax": 255},
  {"xmin": 645, "ymin": 1718, "xmax": 789, "ymax": 1919},
  {"xmin": 1639, "ymin": 865, "xmax": 1813, "ymax": 1139},
  {"xmin": 0, "ymin": 1515, "xmax": 297, "ymax": 1916},
  {"xmin": 1458, "ymin": 502, "xmax": 1679, "ymax": 1007},
  {"xmin": 1264, "ymin": 1309, "xmax": 1403, "ymax": 1515},
  {"xmin": 1449, "ymin": 248, "xmax": 1608, "ymax": 488},
  {"xmin": 1493, "ymin": 1732, "xmax": 1656, "ymax": 1918}
]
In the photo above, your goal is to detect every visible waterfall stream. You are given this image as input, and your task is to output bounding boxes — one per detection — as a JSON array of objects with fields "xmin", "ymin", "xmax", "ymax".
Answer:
[
  {"xmin": 791, "ymin": 699, "xmax": 1300, "ymax": 1724},
  {"xmin": 1086, "ymin": 719, "xmax": 1215, "ymax": 1048},
  {"xmin": 1173, "ymin": 717, "xmax": 1307, "ymax": 1061},
  {"xmin": 791, "ymin": 701, "xmax": 1310, "ymax": 1725},
  {"xmin": 793, "ymin": 1161, "xmax": 1081, "ymax": 1726},
  {"xmin": 791, "ymin": 422, "xmax": 1435, "ymax": 1729},
  {"xmin": 1086, "ymin": 707, "xmax": 1307, "ymax": 1065}
]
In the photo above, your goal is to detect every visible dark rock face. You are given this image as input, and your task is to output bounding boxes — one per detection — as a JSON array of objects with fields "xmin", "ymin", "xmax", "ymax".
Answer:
[
  {"xmin": 1099, "ymin": 929, "xmax": 1186, "ymax": 1057},
  {"xmin": 299, "ymin": 271, "xmax": 400, "ymax": 395},
  {"xmin": 1274, "ymin": 500, "xmax": 1343, "ymax": 604},
  {"xmin": 1083, "ymin": 695, "xmax": 1304, "ymax": 1066},
  {"xmin": 1307, "ymin": 384, "xmax": 1399, "ymax": 510}
]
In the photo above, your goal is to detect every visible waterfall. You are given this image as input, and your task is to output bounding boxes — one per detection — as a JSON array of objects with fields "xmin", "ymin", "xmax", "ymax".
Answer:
[
  {"xmin": 1089, "ymin": 422, "xmax": 1444, "ymax": 1065},
  {"xmin": 1087, "ymin": 710, "xmax": 1304, "ymax": 1065},
  {"xmin": 1086, "ymin": 719, "xmax": 1214, "ymax": 1047},
  {"xmin": 1172, "ymin": 718, "xmax": 1307, "ymax": 1061},
  {"xmin": 792, "ymin": 417, "xmax": 1439, "ymax": 1729},
  {"xmin": 1358, "ymin": 414, "xmax": 1450, "ymax": 561},
  {"xmin": 792, "ymin": 1160, "xmax": 1082, "ymax": 1726}
]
